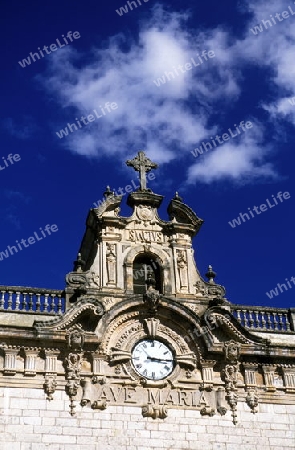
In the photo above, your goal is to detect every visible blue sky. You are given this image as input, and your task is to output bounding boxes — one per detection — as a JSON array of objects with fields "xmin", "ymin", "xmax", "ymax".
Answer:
[{"xmin": 0, "ymin": 0, "xmax": 294, "ymax": 308}]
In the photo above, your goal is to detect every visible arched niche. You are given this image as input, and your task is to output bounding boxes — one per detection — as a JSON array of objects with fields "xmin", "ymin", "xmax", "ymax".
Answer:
[
  {"xmin": 133, "ymin": 254, "xmax": 162, "ymax": 294},
  {"xmin": 123, "ymin": 245, "xmax": 171, "ymax": 295}
]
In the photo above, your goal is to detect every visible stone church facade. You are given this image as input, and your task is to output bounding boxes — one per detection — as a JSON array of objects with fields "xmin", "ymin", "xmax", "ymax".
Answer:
[{"xmin": 0, "ymin": 152, "xmax": 294, "ymax": 450}]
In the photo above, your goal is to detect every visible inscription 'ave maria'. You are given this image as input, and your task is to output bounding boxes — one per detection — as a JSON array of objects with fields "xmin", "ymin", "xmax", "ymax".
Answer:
[{"xmin": 95, "ymin": 385, "xmax": 204, "ymax": 407}]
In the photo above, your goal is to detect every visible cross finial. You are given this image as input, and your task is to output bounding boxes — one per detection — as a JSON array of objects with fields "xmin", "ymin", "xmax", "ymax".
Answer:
[{"xmin": 126, "ymin": 151, "xmax": 158, "ymax": 190}]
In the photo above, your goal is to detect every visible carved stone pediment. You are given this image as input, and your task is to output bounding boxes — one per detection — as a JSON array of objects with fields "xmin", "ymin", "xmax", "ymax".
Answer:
[
  {"xmin": 167, "ymin": 196, "xmax": 204, "ymax": 232},
  {"xmin": 34, "ymin": 297, "xmax": 105, "ymax": 335},
  {"xmin": 94, "ymin": 194, "xmax": 123, "ymax": 217},
  {"xmin": 203, "ymin": 307, "xmax": 270, "ymax": 347}
]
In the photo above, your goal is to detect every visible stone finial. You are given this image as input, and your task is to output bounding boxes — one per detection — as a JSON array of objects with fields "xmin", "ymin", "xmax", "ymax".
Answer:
[
  {"xmin": 74, "ymin": 253, "xmax": 85, "ymax": 272},
  {"xmin": 205, "ymin": 265, "xmax": 216, "ymax": 284},
  {"xmin": 174, "ymin": 191, "xmax": 183, "ymax": 202},
  {"xmin": 103, "ymin": 186, "xmax": 114, "ymax": 198}
]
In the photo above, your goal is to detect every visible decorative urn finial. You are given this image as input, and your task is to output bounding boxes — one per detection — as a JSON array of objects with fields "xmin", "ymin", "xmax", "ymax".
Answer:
[{"xmin": 205, "ymin": 265, "xmax": 216, "ymax": 284}]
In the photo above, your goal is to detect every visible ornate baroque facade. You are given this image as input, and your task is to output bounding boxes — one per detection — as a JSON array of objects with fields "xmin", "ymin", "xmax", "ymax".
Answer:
[{"xmin": 0, "ymin": 152, "xmax": 295, "ymax": 450}]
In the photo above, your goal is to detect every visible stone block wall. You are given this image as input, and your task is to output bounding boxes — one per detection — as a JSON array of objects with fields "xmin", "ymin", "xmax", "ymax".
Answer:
[{"xmin": 0, "ymin": 388, "xmax": 294, "ymax": 450}]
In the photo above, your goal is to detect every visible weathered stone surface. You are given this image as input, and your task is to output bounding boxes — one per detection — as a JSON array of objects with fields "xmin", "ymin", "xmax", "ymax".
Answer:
[{"xmin": 0, "ymin": 152, "xmax": 294, "ymax": 447}]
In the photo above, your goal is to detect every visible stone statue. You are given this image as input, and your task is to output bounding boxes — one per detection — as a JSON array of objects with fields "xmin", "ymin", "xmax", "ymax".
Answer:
[
  {"xmin": 176, "ymin": 249, "xmax": 188, "ymax": 289},
  {"xmin": 106, "ymin": 243, "xmax": 116, "ymax": 284}
]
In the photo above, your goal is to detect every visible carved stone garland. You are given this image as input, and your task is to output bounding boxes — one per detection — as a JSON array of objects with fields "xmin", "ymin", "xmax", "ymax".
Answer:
[
  {"xmin": 222, "ymin": 340, "xmax": 241, "ymax": 424},
  {"xmin": 64, "ymin": 331, "xmax": 84, "ymax": 415}
]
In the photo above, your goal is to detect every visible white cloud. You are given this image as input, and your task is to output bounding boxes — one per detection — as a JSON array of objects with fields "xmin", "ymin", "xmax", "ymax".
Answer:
[
  {"xmin": 40, "ymin": 1, "xmax": 295, "ymax": 185},
  {"xmin": 239, "ymin": 0, "xmax": 295, "ymax": 124},
  {"xmin": 187, "ymin": 125, "xmax": 277, "ymax": 184},
  {"xmin": 42, "ymin": 5, "xmax": 240, "ymax": 165}
]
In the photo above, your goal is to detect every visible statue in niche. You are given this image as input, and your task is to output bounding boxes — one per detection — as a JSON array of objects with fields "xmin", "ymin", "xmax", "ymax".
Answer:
[
  {"xmin": 224, "ymin": 364, "xmax": 238, "ymax": 390},
  {"xmin": 106, "ymin": 243, "xmax": 116, "ymax": 284},
  {"xmin": 176, "ymin": 249, "xmax": 188, "ymax": 289},
  {"xmin": 224, "ymin": 341, "xmax": 240, "ymax": 364}
]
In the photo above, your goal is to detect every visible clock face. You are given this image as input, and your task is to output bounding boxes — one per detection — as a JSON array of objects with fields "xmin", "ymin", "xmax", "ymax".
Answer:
[{"xmin": 131, "ymin": 339, "xmax": 174, "ymax": 380}]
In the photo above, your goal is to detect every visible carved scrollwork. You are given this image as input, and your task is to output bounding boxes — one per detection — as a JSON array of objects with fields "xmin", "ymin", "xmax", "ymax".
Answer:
[
  {"xmin": 143, "ymin": 318, "xmax": 160, "ymax": 337},
  {"xmin": 91, "ymin": 400, "xmax": 107, "ymax": 410},
  {"xmin": 195, "ymin": 280, "xmax": 208, "ymax": 296},
  {"xmin": 92, "ymin": 375, "xmax": 107, "ymax": 385},
  {"xmin": 217, "ymin": 406, "xmax": 227, "ymax": 416},
  {"xmin": 207, "ymin": 285, "xmax": 226, "ymax": 298},
  {"xmin": 176, "ymin": 354, "xmax": 197, "ymax": 371},
  {"xmin": 200, "ymin": 406, "xmax": 215, "ymax": 417},
  {"xmin": 136, "ymin": 205, "xmax": 155, "ymax": 224},
  {"xmin": 80, "ymin": 378, "xmax": 92, "ymax": 406},
  {"xmin": 216, "ymin": 387, "xmax": 227, "ymax": 416},
  {"xmin": 198, "ymin": 390, "xmax": 216, "ymax": 416},
  {"xmin": 142, "ymin": 404, "xmax": 168, "ymax": 419},
  {"xmin": 66, "ymin": 272, "xmax": 87, "ymax": 289},
  {"xmin": 109, "ymin": 349, "xmax": 131, "ymax": 364}
]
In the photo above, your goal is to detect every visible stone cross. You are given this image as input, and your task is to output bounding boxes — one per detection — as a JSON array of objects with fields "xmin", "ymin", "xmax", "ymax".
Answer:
[{"xmin": 126, "ymin": 151, "xmax": 158, "ymax": 190}]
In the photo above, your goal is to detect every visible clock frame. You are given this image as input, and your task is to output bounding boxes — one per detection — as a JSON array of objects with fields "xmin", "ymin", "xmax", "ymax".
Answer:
[{"xmin": 131, "ymin": 339, "xmax": 175, "ymax": 380}]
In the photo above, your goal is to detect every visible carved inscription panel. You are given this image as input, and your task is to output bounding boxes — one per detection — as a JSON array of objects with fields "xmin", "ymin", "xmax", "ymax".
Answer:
[
  {"xmin": 128, "ymin": 230, "xmax": 167, "ymax": 244},
  {"xmin": 80, "ymin": 382, "xmax": 223, "ymax": 414}
]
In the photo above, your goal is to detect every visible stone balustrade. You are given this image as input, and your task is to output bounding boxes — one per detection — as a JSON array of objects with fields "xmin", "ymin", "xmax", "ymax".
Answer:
[
  {"xmin": 0, "ymin": 286, "xmax": 65, "ymax": 314},
  {"xmin": 231, "ymin": 304, "xmax": 295, "ymax": 333},
  {"xmin": 0, "ymin": 285, "xmax": 294, "ymax": 332}
]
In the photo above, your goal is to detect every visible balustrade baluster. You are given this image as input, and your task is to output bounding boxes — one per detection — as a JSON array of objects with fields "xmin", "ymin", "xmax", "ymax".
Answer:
[
  {"xmin": 43, "ymin": 294, "xmax": 49, "ymax": 312},
  {"xmin": 272, "ymin": 312, "xmax": 278, "ymax": 330},
  {"xmin": 261, "ymin": 312, "xmax": 266, "ymax": 329},
  {"xmin": 7, "ymin": 291, "xmax": 13, "ymax": 310},
  {"xmin": 28, "ymin": 293, "xmax": 33, "ymax": 311},
  {"xmin": 278, "ymin": 313, "xmax": 284, "ymax": 330},
  {"xmin": 20, "ymin": 292, "xmax": 26, "ymax": 310},
  {"xmin": 15, "ymin": 292, "xmax": 20, "ymax": 311},
  {"xmin": 242, "ymin": 309, "xmax": 247, "ymax": 327},
  {"xmin": 284, "ymin": 313, "xmax": 291, "ymax": 331},
  {"xmin": 57, "ymin": 294, "xmax": 62, "ymax": 313},
  {"xmin": 235, "ymin": 309, "xmax": 242, "ymax": 324},
  {"xmin": 0, "ymin": 291, "xmax": 6, "ymax": 309},
  {"xmin": 36, "ymin": 293, "xmax": 41, "ymax": 312},
  {"xmin": 254, "ymin": 310, "xmax": 259, "ymax": 328},
  {"xmin": 49, "ymin": 295, "xmax": 54, "ymax": 313},
  {"xmin": 266, "ymin": 312, "xmax": 272, "ymax": 329},
  {"xmin": 248, "ymin": 310, "xmax": 254, "ymax": 328}
]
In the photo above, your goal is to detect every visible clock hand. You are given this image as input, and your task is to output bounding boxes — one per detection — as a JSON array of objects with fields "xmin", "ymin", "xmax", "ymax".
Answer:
[{"xmin": 147, "ymin": 357, "xmax": 173, "ymax": 362}]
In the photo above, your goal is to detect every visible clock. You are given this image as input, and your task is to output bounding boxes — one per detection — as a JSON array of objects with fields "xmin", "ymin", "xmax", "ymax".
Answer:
[{"xmin": 131, "ymin": 339, "xmax": 174, "ymax": 380}]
